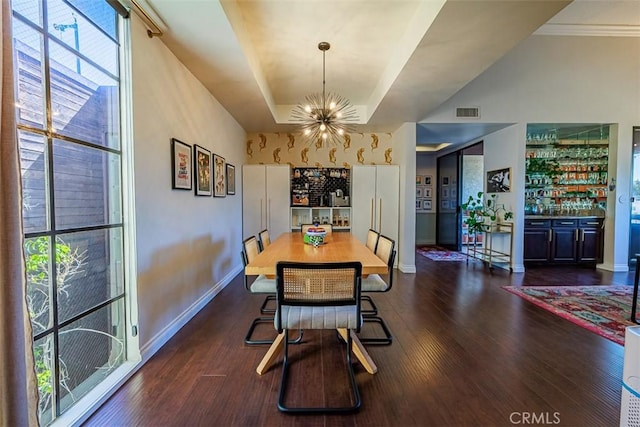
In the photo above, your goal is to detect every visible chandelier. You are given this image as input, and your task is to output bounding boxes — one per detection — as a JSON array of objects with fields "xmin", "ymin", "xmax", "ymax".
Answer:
[{"xmin": 291, "ymin": 42, "xmax": 358, "ymax": 145}]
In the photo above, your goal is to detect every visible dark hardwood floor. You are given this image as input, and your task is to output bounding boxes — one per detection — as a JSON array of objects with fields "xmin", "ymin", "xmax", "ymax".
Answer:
[{"xmin": 85, "ymin": 252, "xmax": 633, "ymax": 426}]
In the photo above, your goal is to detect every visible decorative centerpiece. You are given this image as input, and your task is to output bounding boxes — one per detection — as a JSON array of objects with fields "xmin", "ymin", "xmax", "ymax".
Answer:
[{"xmin": 304, "ymin": 227, "xmax": 327, "ymax": 246}]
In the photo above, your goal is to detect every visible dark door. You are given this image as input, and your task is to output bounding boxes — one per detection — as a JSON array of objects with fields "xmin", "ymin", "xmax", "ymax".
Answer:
[
  {"xmin": 436, "ymin": 151, "xmax": 460, "ymax": 250},
  {"xmin": 551, "ymin": 227, "xmax": 578, "ymax": 262},
  {"xmin": 524, "ymin": 229, "xmax": 551, "ymax": 261}
]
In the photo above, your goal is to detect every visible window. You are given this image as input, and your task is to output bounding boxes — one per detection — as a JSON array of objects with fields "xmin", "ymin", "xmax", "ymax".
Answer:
[{"xmin": 13, "ymin": 0, "xmax": 127, "ymax": 424}]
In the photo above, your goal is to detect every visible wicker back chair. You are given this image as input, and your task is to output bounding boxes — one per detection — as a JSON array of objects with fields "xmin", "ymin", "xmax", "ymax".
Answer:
[
  {"xmin": 275, "ymin": 261, "xmax": 362, "ymax": 414},
  {"xmin": 365, "ymin": 229, "xmax": 379, "ymax": 252}
]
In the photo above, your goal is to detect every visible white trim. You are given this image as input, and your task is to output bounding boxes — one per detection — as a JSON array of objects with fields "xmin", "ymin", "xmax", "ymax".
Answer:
[
  {"xmin": 139, "ymin": 265, "xmax": 242, "ymax": 359},
  {"xmin": 398, "ymin": 263, "xmax": 416, "ymax": 274},
  {"xmin": 512, "ymin": 264, "xmax": 525, "ymax": 274},
  {"xmin": 597, "ymin": 262, "xmax": 630, "ymax": 272},
  {"xmin": 535, "ymin": 24, "xmax": 640, "ymax": 38}
]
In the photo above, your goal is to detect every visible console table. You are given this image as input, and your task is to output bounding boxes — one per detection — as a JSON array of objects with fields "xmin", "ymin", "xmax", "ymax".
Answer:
[{"xmin": 465, "ymin": 222, "xmax": 513, "ymax": 271}]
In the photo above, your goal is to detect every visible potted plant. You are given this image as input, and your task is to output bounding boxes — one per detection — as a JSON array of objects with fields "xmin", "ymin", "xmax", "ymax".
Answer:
[{"xmin": 461, "ymin": 191, "xmax": 513, "ymax": 236}]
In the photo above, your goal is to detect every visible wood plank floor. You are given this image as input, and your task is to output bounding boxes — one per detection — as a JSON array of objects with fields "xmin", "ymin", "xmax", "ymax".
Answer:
[{"xmin": 85, "ymin": 253, "xmax": 633, "ymax": 426}]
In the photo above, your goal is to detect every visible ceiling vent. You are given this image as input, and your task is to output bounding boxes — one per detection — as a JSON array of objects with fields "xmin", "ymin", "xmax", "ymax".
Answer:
[{"xmin": 455, "ymin": 107, "xmax": 480, "ymax": 119}]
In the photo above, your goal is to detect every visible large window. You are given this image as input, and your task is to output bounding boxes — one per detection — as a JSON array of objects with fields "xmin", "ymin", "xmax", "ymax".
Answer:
[{"xmin": 13, "ymin": 0, "xmax": 126, "ymax": 424}]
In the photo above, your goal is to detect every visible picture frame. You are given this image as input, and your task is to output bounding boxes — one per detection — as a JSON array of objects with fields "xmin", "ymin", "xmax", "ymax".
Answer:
[
  {"xmin": 171, "ymin": 138, "xmax": 192, "ymax": 190},
  {"xmin": 441, "ymin": 199, "xmax": 449, "ymax": 210},
  {"xmin": 451, "ymin": 188, "xmax": 457, "ymax": 199},
  {"xmin": 442, "ymin": 187, "xmax": 450, "ymax": 198},
  {"xmin": 423, "ymin": 199, "xmax": 432, "ymax": 211},
  {"xmin": 213, "ymin": 153, "xmax": 226, "ymax": 197},
  {"xmin": 424, "ymin": 187, "xmax": 433, "ymax": 198},
  {"xmin": 194, "ymin": 144, "xmax": 212, "ymax": 196},
  {"xmin": 416, "ymin": 199, "xmax": 422, "ymax": 210},
  {"xmin": 487, "ymin": 167, "xmax": 511, "ymax": 193},
  {"xmin": 416, "ymin": 175, "xmax": 423, "ymax": 185},
  {"xmin": 424, "ymin": 175, "xmax": 432, "ymax": 185},
  {"xmin": 416, "ymin": 187, "xmax": 423, "ymax": 198},
  {"xmin": 226, "ymin": 163, "xmax": 236, "ymax": 195},
  {"xmin": 442, "ymin": 176, "xmax": 449, "ymax": 186}
]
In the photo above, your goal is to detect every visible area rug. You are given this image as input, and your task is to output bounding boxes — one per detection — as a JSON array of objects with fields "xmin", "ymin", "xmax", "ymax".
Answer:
[
  {"xmin": 417, "ymin": 246, "xmax": 467, "ymax": 261},
  {"xmin": 502, "ymin": 285, "xmax": 637, "ymax": 345}
]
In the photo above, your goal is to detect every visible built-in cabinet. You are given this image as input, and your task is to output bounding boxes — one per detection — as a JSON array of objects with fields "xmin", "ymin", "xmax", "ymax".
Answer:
[
  {"xmin": 290, "ymin": 207, "xmax": 351, "ymax": 230},
  {"xmin": 242, "ymin": 165, "xmax": 290, "ymax": 240},
  {"xmin": 524, "ymin": 217, "xmax": 604, "ymax": 264},
  {"xmin": 351, "ymin": 165, "xmax": 399, "ymax": 248}
]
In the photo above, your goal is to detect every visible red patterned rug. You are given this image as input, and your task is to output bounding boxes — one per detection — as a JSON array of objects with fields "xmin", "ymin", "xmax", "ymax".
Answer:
[
  {"xmin": 502, "ymin": 285, "xmax": 638, "ymax": 345},
  {"xmin": 417, "ymin": 246, "xmax": 466, "ymax": 261}
]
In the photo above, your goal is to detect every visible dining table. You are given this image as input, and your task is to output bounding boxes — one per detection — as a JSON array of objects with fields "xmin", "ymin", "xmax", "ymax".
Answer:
[{"xmin": 245, "ymin": 231, "xmax": 388, "ymax": 376}]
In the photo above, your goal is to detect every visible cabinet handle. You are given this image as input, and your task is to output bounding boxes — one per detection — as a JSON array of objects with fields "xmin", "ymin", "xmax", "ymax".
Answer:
[
  {"xmin": 561, "ymin": 222, "xmax": 574, "ymax": 225},
  {"xmin": 549, "ymin": 231, "xmax": 552, "ymax": 242},
  {"xmin": 378, "ymin": 198, "xmax": 382, "ymax": 232},
  {"xmin": 370, "ymin": 199, "xmax": 374, "ymax": 229},
  {"xmin": 582, "ymin": 229, "xmax": 585, "ymax": 242},
  {"xmin": 575, "ymin": 229, "xmax": 579, "ymax": 241},
  {"xmin": 530, "ymin": 222, "xmax": 545, "ymax": 225},
  {"xmin": 585, "ymin": 222, "xmax": 599, "ymax": 225},
  {"xmin": 260, "ymin": 199, "xmax": 264, "ymax": 229}
]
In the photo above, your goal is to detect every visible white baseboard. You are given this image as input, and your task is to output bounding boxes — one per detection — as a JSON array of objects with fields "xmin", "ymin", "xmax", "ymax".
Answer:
[
  {"xmin": 512, "ymin": 264, "xmax": 525, "ymax": 273},
  {"xmin": 597, "ymin": 263, "xmax": 629, "ymax": 272},
  {"xmin": 140, "ymin": 264, "xmax": 242, "ymax": 361},
  {"xmin": 398, "ymin": 263, "xmax": 416, "ymax": 273}
]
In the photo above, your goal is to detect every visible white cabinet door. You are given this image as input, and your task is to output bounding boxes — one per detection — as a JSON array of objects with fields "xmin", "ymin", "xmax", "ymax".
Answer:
[
  {"xmin": 265, "ymin": 165, "xmax": 290, "ymax": 240},
  {"xmin": 375, "ymin": 165, "xmax": 399, "ymax": 243},
  {"xmin": 242, "ymin": 165, "xmax": 267, "ymax": 239},
  {"xmin": 351, "ymin": 166, "xmax": 377, "ymax": 243}
]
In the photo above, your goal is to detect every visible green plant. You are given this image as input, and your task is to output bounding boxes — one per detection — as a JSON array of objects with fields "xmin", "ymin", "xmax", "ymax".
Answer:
[{"xmin": 461, "ymin": 192, "xmax": 513, "ymax": 235}]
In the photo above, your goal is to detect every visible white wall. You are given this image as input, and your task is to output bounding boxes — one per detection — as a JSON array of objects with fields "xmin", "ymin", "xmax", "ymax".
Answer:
[
  {"xmin": 424, "ymin": 35, "xmax": 640, "ymax": 271},
  {"xmin": 394, "ymin": 123, "xmax": 417, "ymax": 273},
  {"xmin": 130, "ymin": 17, "xmax": 245, "ymax": 355}
]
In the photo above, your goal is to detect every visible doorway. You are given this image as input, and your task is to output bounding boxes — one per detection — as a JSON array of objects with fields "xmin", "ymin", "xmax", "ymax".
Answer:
[
  {"xmin": 629, "ymin": 127, "xmax": 640, "ymax": 267},
  {"xmin": 436, "ymin": 152, "xmax": 460, "ymax": 250}
]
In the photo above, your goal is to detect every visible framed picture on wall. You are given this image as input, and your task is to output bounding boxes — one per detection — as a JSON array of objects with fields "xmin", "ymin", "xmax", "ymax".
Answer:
[
  {"xmin": 416, "ymin": 199, "xmax": 422, "ymax": 210},
  {"xmin": 423, "ymin": 199, "xmax": 432, "ymax": 211},
  {"xmin": 171, "ymin": 138, "xmax": 192, "ymax": 190},
  {"xmin": 487, "ymin": 167, "xmax": 511, "ymax": 193},
  {"xmin": 194, "ymin": 144, "xmax": 212, "ymax": 196},
  {"xmin": 416, "ymin": 175, "xmax": 423, "ymax": 185},
  {"xmin": 213, "ymin": 153, "xmax": 226, "ymax": 197},
  {"xmin": 441, "ymin": 199, "xmax": 449, "ymax": 210},
  {"xmin": 442, "ymin": 176, "xmax": 449, "ymax": 186},
  {"xmin": 424, "ymin": 175, "xmax": 432, "ymax": 185},
  {"xmin": 416, "ymin": 187, "xmax": 424, "ymax": 198},
  {"xmin": 451, "ymin": 188, "xmax": 457, "ymax": 199},
  {"xmin": 442, "ymin": 187, "xmax": 450, "ymax": 198},
  {"xmin": 226, "ymin": 164, "xmax": 236, "ymax": 195},
  {"xmin": 424, "ymin": 187, "xmax": 432, "ymax": 198}
]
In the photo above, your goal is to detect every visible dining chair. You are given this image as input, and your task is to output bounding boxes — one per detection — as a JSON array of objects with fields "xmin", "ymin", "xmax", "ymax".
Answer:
[
  {"xmin": 301, "ymin": 223, "xmax": 333, "ymax": 234},
  {"xmin": 365, "ymin": 228, "xmax": 379, "ymax": 252},
  {"xmin": 359, "ymin": 234, "xmax": 395, "ymax": 345},
  {"xmin": 241, "ymin": 236, "xmax": 276, "ymax": 345},
  {"xmin": 258, "ymin": 229, "xmax": 271, "ymax": 251},
  {"xmin": 275, "ymin": 261, "xmax": 363, "ymax": 414}
]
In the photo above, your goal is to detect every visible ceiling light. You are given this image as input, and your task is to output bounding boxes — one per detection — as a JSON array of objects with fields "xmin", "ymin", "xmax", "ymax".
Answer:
[{"xmin": 291, "ymin": 42, "xmax": 358, "ymax": 147}]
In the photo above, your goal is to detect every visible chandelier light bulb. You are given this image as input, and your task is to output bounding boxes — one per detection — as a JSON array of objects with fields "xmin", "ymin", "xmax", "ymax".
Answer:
[
  {"xmin": 304, "ymin": 129, "xmax": 311, "ymax": 135},
  {"xmin": 338, "ymin": 128, "xmax": 344, "ymax": 135},
  {"xmin": 320, "ymin": 123, "xmax": 326, "ymax": 131},
  {"xmin": 322, "ymin": 133, "xmax": 328, "ymax": 139},
  {"xmin": 329, "ymin": 101, "xmax": 336, "ymax": 110},
  {"xmin": 304, "ymin": 105, "xmax": 312, "ymax": 113},
  {"xmin": 336, "ymin": 112, "xmax": 342, "ymax": 118}
]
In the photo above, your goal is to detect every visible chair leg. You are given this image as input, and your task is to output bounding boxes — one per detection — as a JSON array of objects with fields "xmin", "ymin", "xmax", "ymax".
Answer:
[
  {"xmin": 245, "ymin": 317, "xmax": 304, "ymax": 346},
  {"xmin": 361, "ymin": 295, "xmax": 378, "ymax": 316},
  {"xmin": 358, "ymin": 316, "xmax": 393, "ymax": 345},
  {"xmin": 277, "ymin": 329, "xmax": 361, "ymax": 414},
  {"xmin": 260, "ymin": 295, "xmax": 276, "ymax": 315}
]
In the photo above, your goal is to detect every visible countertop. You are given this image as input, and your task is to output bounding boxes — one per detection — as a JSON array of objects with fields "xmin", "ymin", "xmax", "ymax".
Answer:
[{"xmin": 525, "ymin": 215, "xmax": 604, "ymax": 220}]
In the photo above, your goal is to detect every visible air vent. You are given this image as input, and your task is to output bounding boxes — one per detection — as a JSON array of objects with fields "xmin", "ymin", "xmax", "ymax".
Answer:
[{"xmin": 456, "ymin": 107, "xmax": 480, "ymax": 118}]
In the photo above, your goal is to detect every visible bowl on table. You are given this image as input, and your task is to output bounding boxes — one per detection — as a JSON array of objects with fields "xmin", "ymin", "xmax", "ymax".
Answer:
[{"xmin": 304, "ymin": 227, "xmax": 327, "ymax": 246}]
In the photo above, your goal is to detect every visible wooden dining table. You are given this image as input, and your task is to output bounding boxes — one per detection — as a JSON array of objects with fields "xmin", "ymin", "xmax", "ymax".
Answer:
[{"xmin": 246, "ymin": 232, "xmax": 387, "ymax": 376}]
